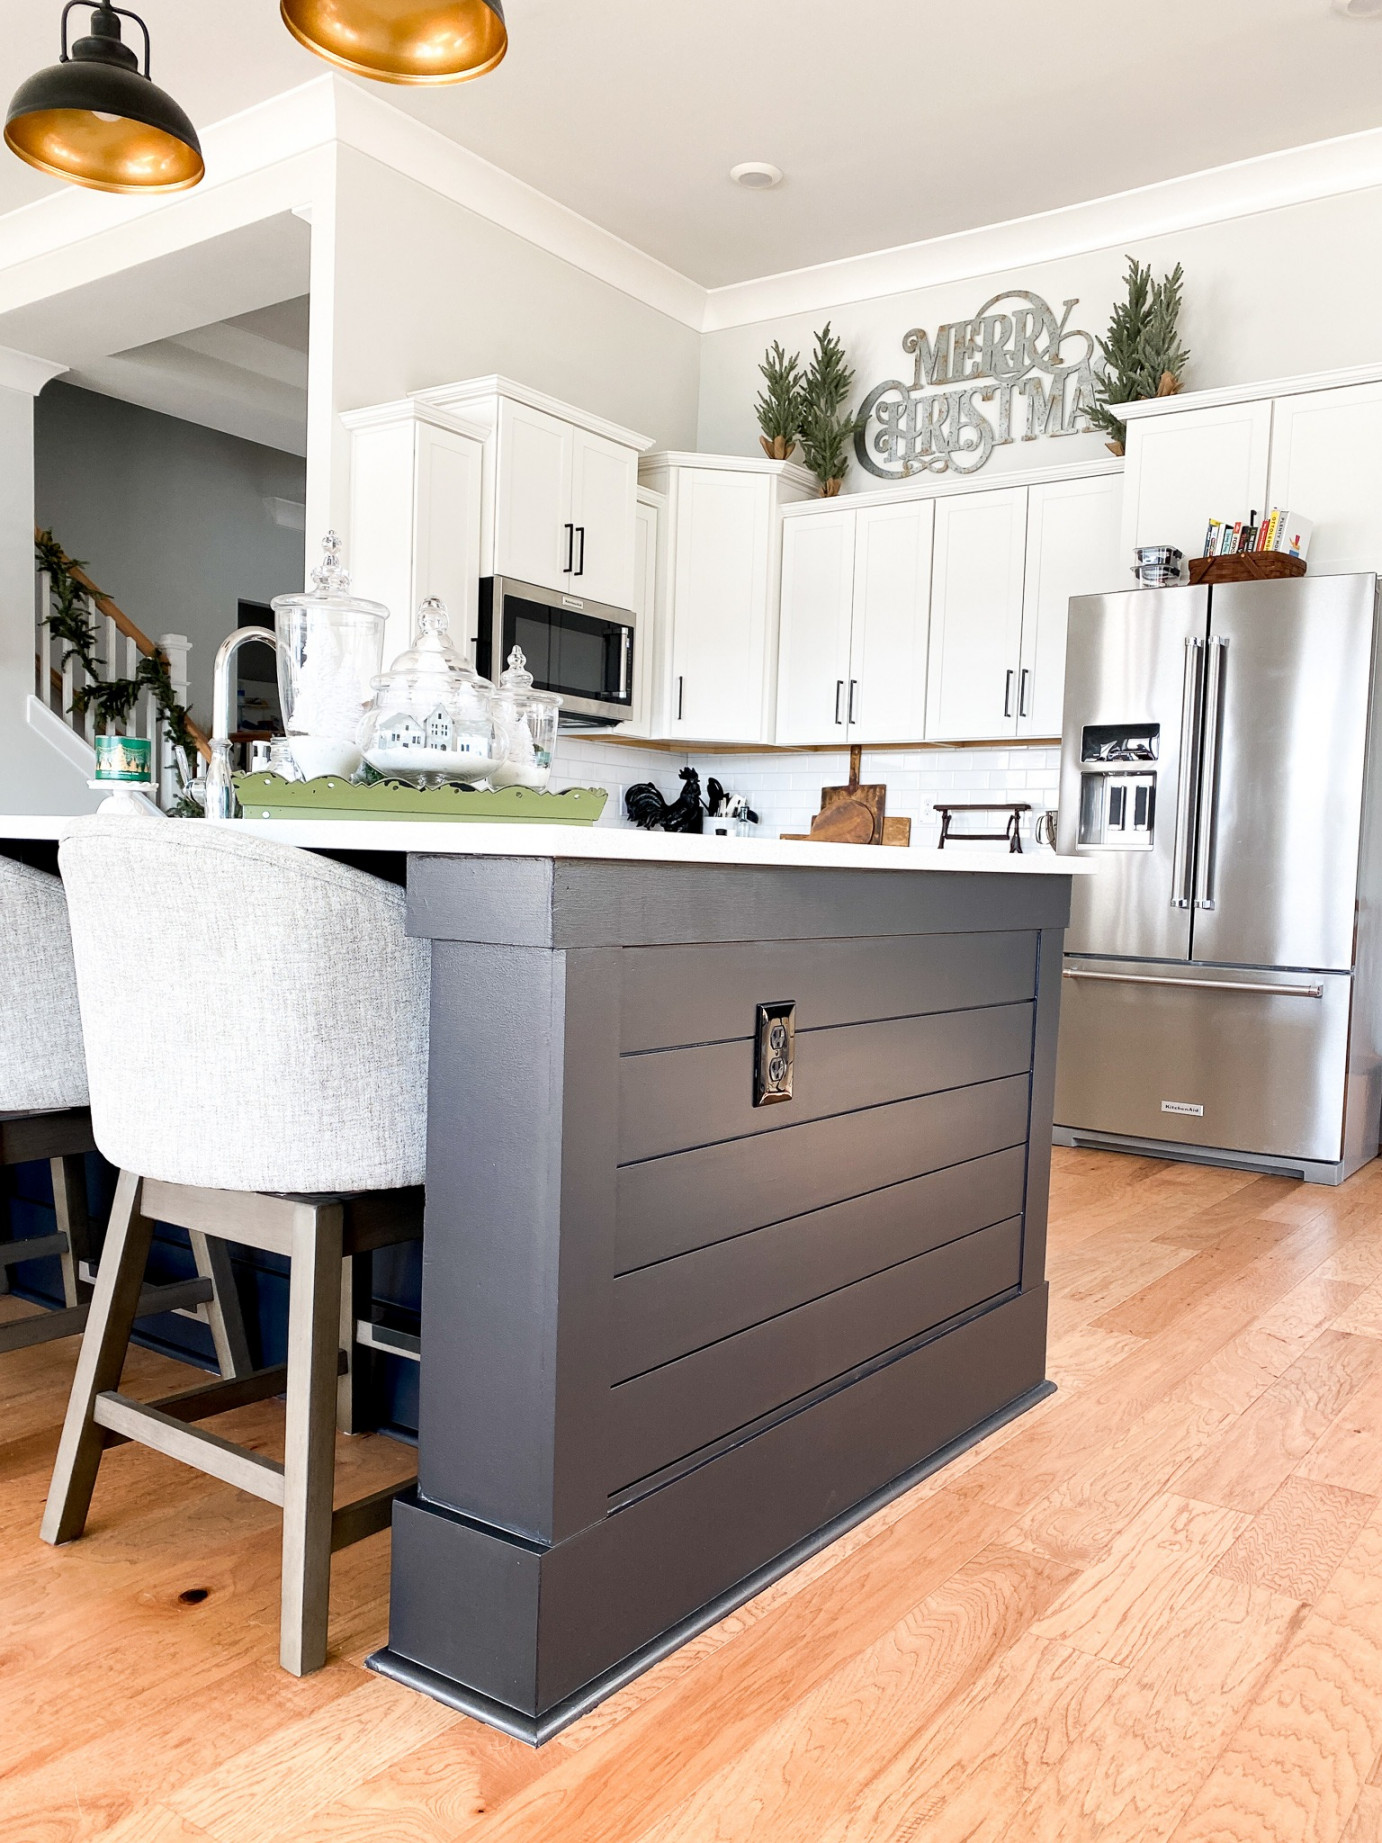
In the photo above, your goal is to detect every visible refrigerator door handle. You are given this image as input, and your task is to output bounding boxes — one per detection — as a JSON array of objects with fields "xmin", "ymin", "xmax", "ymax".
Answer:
[
  {"xmin": 1064, "ymin": 969, "xmax": 1324, "ymax": 1000},
  {"xmin": 1193, "ymin": 637, "xmax": 1229, "ymax": 911},
  {"xmin": 1170, "ymin": 638, "xmax": 1205, "ymax": 909}
]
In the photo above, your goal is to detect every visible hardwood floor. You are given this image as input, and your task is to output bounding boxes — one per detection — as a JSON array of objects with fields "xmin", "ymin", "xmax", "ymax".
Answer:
[{"xmin": 6, "ymin": 1149, "xmax": 1382, "ymax": 1839}]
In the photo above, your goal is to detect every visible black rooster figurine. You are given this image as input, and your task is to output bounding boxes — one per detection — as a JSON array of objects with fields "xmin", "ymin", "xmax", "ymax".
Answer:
[{"xmin": 625, "ymin": 767, "xmax": 705, "ymax": 833}]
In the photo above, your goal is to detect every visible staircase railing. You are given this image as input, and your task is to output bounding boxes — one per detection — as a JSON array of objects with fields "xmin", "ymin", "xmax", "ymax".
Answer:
[{"xmin": 34, "ymin": 531, "xmax": 211, "ymax": 811}]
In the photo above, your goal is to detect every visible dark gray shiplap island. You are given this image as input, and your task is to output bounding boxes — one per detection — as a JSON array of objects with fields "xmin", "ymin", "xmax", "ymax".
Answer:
[{"xmin": 2, "ymin": 814, "xmax": 1087, "ymax": 1742}]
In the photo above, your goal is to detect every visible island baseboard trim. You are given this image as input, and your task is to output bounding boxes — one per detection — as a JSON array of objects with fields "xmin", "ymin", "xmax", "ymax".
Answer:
[{"xmin": 366, "ymin": 1376, "xmax": 1056, "ymax": 1745}]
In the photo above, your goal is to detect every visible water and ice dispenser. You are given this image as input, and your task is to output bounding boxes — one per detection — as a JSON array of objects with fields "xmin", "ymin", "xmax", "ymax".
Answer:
[{"xmin": 1077, "ymin": 725, "xmax": 1159, "ymax": 849}]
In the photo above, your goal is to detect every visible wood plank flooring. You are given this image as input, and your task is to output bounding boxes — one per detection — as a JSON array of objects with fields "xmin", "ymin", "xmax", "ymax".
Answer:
[{"xmin": 6, "ymin": 1149, "xmax": 1382, "ymax": 1839}]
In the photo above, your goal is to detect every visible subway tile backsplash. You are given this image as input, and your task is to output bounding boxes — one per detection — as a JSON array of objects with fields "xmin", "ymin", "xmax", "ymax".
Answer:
[{"xmin": 550, "ymin": 735, "xmax": 1061, "ymax": 849}]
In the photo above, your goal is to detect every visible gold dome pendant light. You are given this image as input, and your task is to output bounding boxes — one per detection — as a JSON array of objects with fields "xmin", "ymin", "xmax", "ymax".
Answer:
[
  {"xmin": 5, "ymin": 3, "xmax": 203, "ymax": 194},
  {"xmin": 280, "ymin": 0, "xmax": 507, "ymax": 85}
]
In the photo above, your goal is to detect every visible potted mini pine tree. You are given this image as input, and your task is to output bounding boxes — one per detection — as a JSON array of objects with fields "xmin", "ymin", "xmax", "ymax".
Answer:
[
  {"xmin": 1088, "ymin": 256, "xmax": 1190, "ymax": 456},
  {"xmin": 798, "ymin": 323, "xmax": 856, "ymax": 496},
  {"xmin": 755, "ymin": 340, "xmax": 805, "ymax": 460}
]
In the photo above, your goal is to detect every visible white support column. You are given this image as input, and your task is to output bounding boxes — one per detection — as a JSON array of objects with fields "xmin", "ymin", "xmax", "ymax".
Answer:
[{"xmin": 157, "ymin": 632, "xmax": 192, "ymax": 805}]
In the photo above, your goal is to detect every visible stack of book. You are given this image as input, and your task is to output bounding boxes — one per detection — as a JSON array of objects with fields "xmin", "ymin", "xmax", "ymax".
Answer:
[{"xmin": 1201, "ymin": 510, "xmax": 1313, "ymax": 559}]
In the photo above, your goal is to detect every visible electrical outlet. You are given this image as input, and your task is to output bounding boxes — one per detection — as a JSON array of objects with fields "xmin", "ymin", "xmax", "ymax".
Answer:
[{"xmin": 754, "ymin": 1001, "xmax": 796, "ymax": 1106}]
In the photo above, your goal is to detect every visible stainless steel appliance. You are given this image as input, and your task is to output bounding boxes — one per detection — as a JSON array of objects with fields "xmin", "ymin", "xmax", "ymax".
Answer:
[
  {"xmin": 1054, "ymin": 573, "xmax": 1382, "ymax": 1185},
  {"xmin": 477, "ymin": 575, "xmax": 634, "ymax": 725}
]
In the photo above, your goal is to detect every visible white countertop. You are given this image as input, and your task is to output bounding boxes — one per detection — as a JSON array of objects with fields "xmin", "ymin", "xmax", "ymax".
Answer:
[{"xmin": 1, "ymin": 813, "xmax": 1096, "ymax": 874}]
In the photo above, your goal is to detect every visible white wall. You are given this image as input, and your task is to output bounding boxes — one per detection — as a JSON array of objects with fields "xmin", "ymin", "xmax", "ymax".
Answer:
[
  {"xmin": 697, "ymin": 183, "xmax": 1382, "ymax": 487},
  {"xmin": 326, "ymin": 145, "xmax": 703, "ymax": 544},
  {"xmin": 34, "ymin": 383, "xmax": 307, "ymax": 722}
]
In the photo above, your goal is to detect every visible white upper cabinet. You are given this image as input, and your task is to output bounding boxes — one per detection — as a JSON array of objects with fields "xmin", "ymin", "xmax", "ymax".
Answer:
[
  {"xmin": 776, "ymin": 509, "xmax": 855, "ymax": 746},
  {"xmin": 492, "ymin": 398, "xmax": 572, "ymax": 592},
  {"xmin": 1120, "ymin": 398, "xmax": 1272, "ymax": 562},
  {"xmin": 620, "ymin": 487, "xmax": 663, "ymax": 737},
  {"xmin": 569, "ymin": 428, "xmax": 640, "ymax": 608},
  {"xmin": 642, "ymin": 454, "xmax": 816, "ymax": 744},
  {"xmin": 849, "ymin": 500, "xmax": 934, "ymax": 745},
  {"xmin": 926, "ymin": 487, "xmax": 1028, "ymax": 742},
  {"xmin": 413, "ymin": 376, "xmax": 650, "ymax": 609},
  {"xmin": 1267, "ymin": 382, "xmax": 1382, "ymax": 576},
  {"xmin": 343, "ymin": 399, "xmax": 486, "ymax": 667},
  {"xmin": 1020, "ymin": 474, "xmax": 1124, "ymax": 738}
]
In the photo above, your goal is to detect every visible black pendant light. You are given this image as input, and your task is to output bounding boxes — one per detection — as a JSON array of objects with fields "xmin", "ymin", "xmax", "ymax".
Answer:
[
  {"xmin": 5, "ymin": 4, "xmax": 203, "ymax": 195},
  {"xmin": 280, "ymin": 0, "xmax": 507, "ymax": 86}
]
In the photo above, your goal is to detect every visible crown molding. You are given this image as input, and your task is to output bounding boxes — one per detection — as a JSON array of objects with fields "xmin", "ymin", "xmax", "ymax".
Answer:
[
  {"xmin": 778, "ymin": 455, "xmax": 1123, "ymax": 517},
  {"xmin": 330, "ymin": 82, "xmax": 706, "ymax": 332},
  {"xmin": 0, "ymin": 346, "xmax": 67, "ymax": 395},
  {"xmin": 340, "ymin": 395, "xmax": 490, "ymax": 444},
  {"xmin": 1112, "ymin": 361, "xmax": 1382, "ymax": 422},
  {"xmin": 700, "ymin": 124, "xmax": 1382, "ymax": 332},
  {"xmin": 415, "ymin": 375, "xmax": 656, "ymax": 452}
]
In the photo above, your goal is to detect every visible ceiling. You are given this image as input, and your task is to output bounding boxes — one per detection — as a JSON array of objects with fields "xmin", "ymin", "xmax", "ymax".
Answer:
[{"xmin": 3, "ymin": 1, "xmax": 1382, "ymax": 287}]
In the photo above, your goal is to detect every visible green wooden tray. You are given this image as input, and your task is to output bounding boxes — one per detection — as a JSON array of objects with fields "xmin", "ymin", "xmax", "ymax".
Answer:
[{"xmin": 234, "ymin": 773, "xmax": 608, "ymax": 826}]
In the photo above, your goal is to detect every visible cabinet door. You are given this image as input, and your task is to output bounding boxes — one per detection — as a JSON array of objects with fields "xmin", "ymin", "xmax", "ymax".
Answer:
[
  {"xmin": 848, "ymin": 499, "xmax": 933, "ymax": 744},
  {"xmin": 926, "ymin": 488, "xmax": 1028, "ymax": 742},
  {"xmin": 622, "ymin": 494, "xmax": 660, "ymax": 735},
  {"xmin": 414, "ymin": 420, "xmax": 484, "ymax": 657},
  {"xmin": 776, "ymin": 509, "xmax": 855, "ymax": 746},
  {"xmin": 1120, "ymin": 398, "xmax": 1272, "ymax": 564},
  {"xmin": 1268, "ymin": 382, "xmax": 1382, "ymax": 575},
  {"xmin": 570, "ymin": 427, "xmax": 638, "ymax": 609},
  {"xmin": 669, "ymin": 470, "xmax": 772, "ymax": 743},
  {"xmin": 1019, "ymin": 473, "xmax": 1123, "ymax": 738},
  {"xmin": 493, "ymin": 398, "xmax": 574, "ymax": 593}
]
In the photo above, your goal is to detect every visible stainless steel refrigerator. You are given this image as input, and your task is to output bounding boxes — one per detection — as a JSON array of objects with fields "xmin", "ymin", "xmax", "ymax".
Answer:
[{"xmin": 1054, "ymin": 572, "xmax": 1382, "ymax": 1185}]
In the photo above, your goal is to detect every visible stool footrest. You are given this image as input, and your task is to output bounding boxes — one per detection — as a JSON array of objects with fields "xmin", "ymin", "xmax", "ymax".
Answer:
[
  {"xmin": 98, "ymin": 1366, "xmax": 291, "ymax": 1449},
  {"xmin": 331, "ymin": 1480, "xmax": 415, "ymax": 1553},
  {"xmin": 0, "ymin": 1232, "xmax": 69, "ymax": 1268},
  {"xmin": 93, "ymin": 1390, "xmax": 287, "ymax": 1505},
  {"xmin": 0, "ymin": 1274, "xmax": 213, "ymax": 1356}
]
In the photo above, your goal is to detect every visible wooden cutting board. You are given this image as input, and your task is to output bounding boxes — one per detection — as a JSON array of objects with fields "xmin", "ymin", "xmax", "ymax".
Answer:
[{"xmin": 809, "ymin": 747, "xmax": 886, "ymax": 845}]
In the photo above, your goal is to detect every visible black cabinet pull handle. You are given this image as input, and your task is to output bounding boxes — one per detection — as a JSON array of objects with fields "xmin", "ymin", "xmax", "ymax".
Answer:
[
  {"xmin": 575, "ymin": 526, "xmax": 586, "ymax": 577},
  {"xmin": 1019, "ymin": 668, "xmax": 1031, "ymax": 719},
  {"xmin": 1004, "ymin": 668, "xmax": 1015, "ymax": 719},
  {"xmin": 563, "ymin": 523, "xmax": 574, "ymax": 573},
  {"xmin": 834, "ymin": 679, "xmax": 844, "ymax": 725},
  {"xmin": 676, "ymin": 675, "xmax": 684, "ymax": 721},
  {"xmin": 848, "ymin": 679, "xmax": 858, "ymax": 725}
]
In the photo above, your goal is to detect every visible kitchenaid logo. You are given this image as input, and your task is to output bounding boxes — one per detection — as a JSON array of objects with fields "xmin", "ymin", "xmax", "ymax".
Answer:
[
  {"xmin": 855, "ymin": 290, "xmax": 1099, "ymax": 481},
  {"xmin": 1161, "ymin": 1100, "xmax": 1205, "ymax": 1117}
]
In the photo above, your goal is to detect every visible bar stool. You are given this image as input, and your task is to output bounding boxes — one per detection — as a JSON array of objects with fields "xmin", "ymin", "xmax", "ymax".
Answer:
[
  {"xmin": 0, "ymin": 853, "xmax": 247, "ymax": 1361},
  {"xmin": 42, "ymin": 819, "xmax": 430, "ymax": 1675}
]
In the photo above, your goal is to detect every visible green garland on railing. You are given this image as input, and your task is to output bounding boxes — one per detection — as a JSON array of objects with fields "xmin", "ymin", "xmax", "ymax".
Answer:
[{"xmin": 35, "ymin": 530, "xmax": 203, "ymax": 807}]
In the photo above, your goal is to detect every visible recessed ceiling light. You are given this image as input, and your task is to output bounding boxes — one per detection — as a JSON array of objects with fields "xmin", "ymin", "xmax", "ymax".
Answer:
[
  {"xmin": 730, "ymin": 162, "xmax": 783, "ymax": 190},
  {"xmin": 1334, "ymin": 0, "xmax": 1382, "ymax": 17}
]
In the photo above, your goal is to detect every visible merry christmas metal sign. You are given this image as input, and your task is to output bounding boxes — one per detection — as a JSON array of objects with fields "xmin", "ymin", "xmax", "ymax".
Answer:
[{"xmin": 855, "ymin": 290, "xmax": 1099, "ymax": 479}]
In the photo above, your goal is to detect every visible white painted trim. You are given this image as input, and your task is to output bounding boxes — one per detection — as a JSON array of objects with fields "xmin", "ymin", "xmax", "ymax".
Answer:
[
  {"xmin": 0, "ymin": 346, "xmax": 66, "ymax": 394},
  {"xmin": 414, "ymin": 375, "xmax": 655, "ymax": 452},
  {"xmin": 640, "ymin": 451, "xmax": 818, "ymax": 491},
  {"xmin": 330, "ymin": 82, "xmax": 705, "ymax": 331},
  {"xmin": 700, "ymin": 124, "xmax": 1382, "ymax": 331},
  {"xmin": 340, "ymin": 396, "xmax": 490, "ymax": 443},
  {"xmin": 1111, "ymin": 361, "xmax": 1382, "ymax": 422},
  {"xmin": 778, "ymin": 455, "xmax": 1124, "ymax": 518},
  {"xmin": 26, "ymin": 696, "xmax": 94, "ymax": 775}
]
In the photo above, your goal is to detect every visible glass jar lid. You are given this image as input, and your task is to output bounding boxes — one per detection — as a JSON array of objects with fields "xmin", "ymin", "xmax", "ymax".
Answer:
[
  {"xmin": 271, "ymin": 530, "xmax": 388, "ymax": 625},
  {"xmin": 372, "ymin": 596, "xmax": 494, "ymax": 703}
]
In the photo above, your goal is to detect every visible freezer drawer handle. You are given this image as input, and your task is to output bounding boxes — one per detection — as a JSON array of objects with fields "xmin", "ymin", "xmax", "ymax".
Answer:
[
  {"xmin": 1064, "ymin": 969, "xmax": 1324, "ymax": 999},
  {"xmin": 1170, "ymin": 637, "xmax": 1205, "ymax": 909}
]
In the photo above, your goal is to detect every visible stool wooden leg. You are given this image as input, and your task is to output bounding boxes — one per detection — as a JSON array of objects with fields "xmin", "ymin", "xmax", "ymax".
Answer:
[
  {"xmin": 50, "ymin": 1155, "xmax": 93, "ymax": 1309},
  {"xmin": 280, "ymin": 1202, "xmax": 343, "ymax": 1675},
  {"xmin": 188, "ymin": 1231, "xmax": 252, "ymax": 1379},
  {"xmin": 41, "ymin": 1170, "xmax": 153, "ymax": 1546}
]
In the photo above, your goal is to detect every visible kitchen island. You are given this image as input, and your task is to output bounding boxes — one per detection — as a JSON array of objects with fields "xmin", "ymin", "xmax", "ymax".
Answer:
[{"xmin": 0, "ymin": 816, "xmax": 1090, "ymax": 1742}]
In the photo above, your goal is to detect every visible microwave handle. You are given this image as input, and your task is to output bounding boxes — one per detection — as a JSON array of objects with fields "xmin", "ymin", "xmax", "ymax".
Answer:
[{"xmin": 619, "ymin": 627, "xmax": 631, "ymax": 701}]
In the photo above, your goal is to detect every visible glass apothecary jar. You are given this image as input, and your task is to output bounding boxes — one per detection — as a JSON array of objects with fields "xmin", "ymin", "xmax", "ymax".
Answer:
[
  {"xmin": 273, "ymin": 532, "xmax": 388, "ymax": 780},
  {"xmin": 490, "ymin": 647, "xmax": 562, "ymax": 790},
  {"xmin": 359, "ymin": 596, "xmax": 508, "ymax": 786}
]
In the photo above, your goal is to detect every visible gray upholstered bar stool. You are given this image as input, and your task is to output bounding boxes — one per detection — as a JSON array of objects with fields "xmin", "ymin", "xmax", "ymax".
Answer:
[
  {"xmin": 43, "ymin": 819, "xmax": 429, "ymax": 1675},
  {"xmin": 0, "ymin": 854, "xmax": 247, "ymax": 1360}
]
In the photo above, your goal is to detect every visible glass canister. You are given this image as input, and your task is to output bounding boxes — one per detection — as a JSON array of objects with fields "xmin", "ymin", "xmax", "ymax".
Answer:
[
  {"xmin": 359, "ymin": 596, "xmax": 508, "ymax": 786},
  {"xmin": 272, "ymin": 532, "xmax": 388, "ymax": 780},
  {"xmin": 490, "ymin": 647, "xmax": 562, "ymax": 790}
]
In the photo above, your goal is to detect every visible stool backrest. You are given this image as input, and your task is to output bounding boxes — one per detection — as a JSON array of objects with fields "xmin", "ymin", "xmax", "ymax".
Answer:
[
  {"xmin": 0, "ymin": 855, "xmax": 89, "ymax": 1112},
  {"xmin": 58, "ymin": 819, "xmax": 430, "ymax": 1193}
]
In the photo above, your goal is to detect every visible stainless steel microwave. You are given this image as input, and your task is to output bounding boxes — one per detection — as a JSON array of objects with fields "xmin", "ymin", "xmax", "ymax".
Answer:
[{"xmin": 476, "ymin": 576, "xmax": 635, "ymax": 725}]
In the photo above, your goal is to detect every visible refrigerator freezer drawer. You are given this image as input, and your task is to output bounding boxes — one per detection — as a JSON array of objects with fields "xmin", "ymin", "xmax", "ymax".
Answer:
[{"xmin": 1055, "ymin": 958, "xmax": 1353, "ymax": 1163}]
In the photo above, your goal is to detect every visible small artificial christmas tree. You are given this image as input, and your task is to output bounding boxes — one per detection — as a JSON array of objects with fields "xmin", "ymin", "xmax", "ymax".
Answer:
[
  {"xmin": 799, "ymin": 322, "xmax": 857, "ymax": 496},
  {"xmin": 755, "ymin": 340, "xmax": 805, "ymax": 460},
  {"xmin": 1088, "ymin": 256, "xmax": 1190, "ymax": 455}
]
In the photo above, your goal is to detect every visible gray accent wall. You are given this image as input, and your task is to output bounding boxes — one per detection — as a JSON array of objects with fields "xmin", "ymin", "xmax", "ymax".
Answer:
[{"xmin": 34, "ymin": 382, "xmax": 307, "ymax": 723}]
